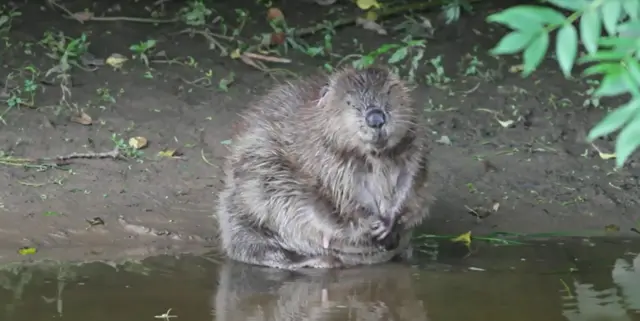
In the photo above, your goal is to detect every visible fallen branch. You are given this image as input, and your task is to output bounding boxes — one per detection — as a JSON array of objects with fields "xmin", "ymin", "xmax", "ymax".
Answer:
[
  {"xmin": 0, "ymin": 147, "xmax": 123, "ymax": 169},
  {"xmin": 46, "ymin": 146, "xmax": 122, "ymax": 162},
  {"xmin": 174, "ymin": 28, "xmax": 230, "ymax": 56},
  {"xmin": 48, "ymin": 0, "xmax": 177, "ymax": 24},
  {"xmin": 67, "ymin": 13, "xmax": 179, "ymax": 24},
  {"xmin": 242, "ymin": 52, "xmax": 291, "ymax": 64},
  {"xmin": 292, "ymin": 0, "xmax": 482, "ymax": 39}
]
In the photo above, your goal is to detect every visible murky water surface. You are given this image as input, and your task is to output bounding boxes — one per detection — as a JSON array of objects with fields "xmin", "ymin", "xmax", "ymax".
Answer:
[{"xmin": 0, "ymin": 237, "xmax": 639, "ymax": 321}]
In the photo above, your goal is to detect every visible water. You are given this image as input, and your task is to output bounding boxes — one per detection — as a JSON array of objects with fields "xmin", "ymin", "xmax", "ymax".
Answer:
[{"xmin": 0, "ymin": 237, "xmax": 639, "ymax": 321}]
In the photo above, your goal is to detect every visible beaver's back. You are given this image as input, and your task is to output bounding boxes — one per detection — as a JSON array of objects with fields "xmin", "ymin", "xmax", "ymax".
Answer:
[{"xmin": 236, "ymin": 77, "xmax": 325, "ymax": 144}]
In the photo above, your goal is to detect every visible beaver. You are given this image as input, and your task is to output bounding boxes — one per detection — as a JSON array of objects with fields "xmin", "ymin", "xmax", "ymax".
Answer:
[{"xmin": 215, "ymin": 65, "xmax": 432, "ymax": 270}]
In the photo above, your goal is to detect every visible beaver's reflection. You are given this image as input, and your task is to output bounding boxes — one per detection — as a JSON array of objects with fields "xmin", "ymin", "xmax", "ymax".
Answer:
[{"xmin": 213, "ymin": 261, "xmax": 428, "ymax": 321}]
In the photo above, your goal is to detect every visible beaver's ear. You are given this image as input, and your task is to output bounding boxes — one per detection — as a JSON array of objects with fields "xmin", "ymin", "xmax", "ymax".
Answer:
[
  {"xmin": 316, "ymin": 84, "xmax": 331, "ymax": 107},
  {"xmin": 319, "ymin": 84, "xmax": 330, "ymax": 98}
]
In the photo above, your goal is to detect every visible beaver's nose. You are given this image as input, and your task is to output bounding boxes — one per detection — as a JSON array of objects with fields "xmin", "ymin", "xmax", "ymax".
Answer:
[{"xmin": 365, "ymin": 109, "xmax": 386, "ymax": 128}]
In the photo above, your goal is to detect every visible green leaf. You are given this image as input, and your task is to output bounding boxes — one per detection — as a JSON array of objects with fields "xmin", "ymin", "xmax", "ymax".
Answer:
[
  {"xmin": 490, "ymin": 31, "xmax": 535, "ymax": 55},
  {"xmin": 622, "ymin": 72, "xmax": 640, "ymax": 97},
  {"xmin": 545, "ymin": 0, "xmax": 587, "ymax": 11},
  {"xmin": 598, "ymin": 36, "xmax": 636, "ymax": 49},
  {"xmin": 622, "ymin": 0, "xmax": 639, "ymax": 20},
  {"xmin": 601, "ymin": 0, "xmax": 622, "ymax": 35},
  {"xmin": 588, "ymin": 99, "xmax": 640, "ymax": 141},
  {"xmin": 615, "ymin": 111, "xmax": 640, "ymax": 167},
  {"xmin": 522, "ymin": 32, "xmax": 549, "ymax": 77},
  {"xmin": 388, "ymin": 47, "xmax": 408, "ymax": 64},
  {"xmin": 372, "ymin": 44, "xmax": 400, "ymax": 56},
  {"xmin": 486, "ymin": 5, "xmax": 556, "ymax": 30},
  {"xmin": 529, "ymin": 6, "xmax": 568, "ymax": 25},
  {"xmin": 556, "ymin": 23, "xmax": 578, "ymax": 77},
  {"xmin": 595, "ymin": 71, "xmax": 630, "ymax": 97},
  {"xmin": 582, "ymin": 62, "xmax": 622, "ymax": 76},
  {"xmin": 578, "ymin": 50, "xmax": 628, "ymax": 63},
  {"xmin": 624, "ymin": 58, "xmax": 640, "ymax": 85},
  {"xmin": 580, "ymin": 9, "xmax": 601, "ymax": 54},
  {"xmin": 617, "ymin": 20, "xmax": 640, "ymax": 38}
]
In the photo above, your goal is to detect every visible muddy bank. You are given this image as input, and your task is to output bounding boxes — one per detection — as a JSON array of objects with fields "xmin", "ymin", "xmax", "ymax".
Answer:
[{"xmin": 0, "ymin": 0, "xmax": 639, "ymax": 263}]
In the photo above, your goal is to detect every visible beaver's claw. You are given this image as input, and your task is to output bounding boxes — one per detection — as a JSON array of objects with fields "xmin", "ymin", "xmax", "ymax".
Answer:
[{"xmin": 371, "ymin": 218, "xmax": 393, "ymax": 241}]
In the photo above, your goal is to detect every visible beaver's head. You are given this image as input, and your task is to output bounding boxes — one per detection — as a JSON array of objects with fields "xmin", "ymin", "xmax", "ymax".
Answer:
[{"xmin": 317, "ymin": 66, "xmax": 416, "ymax": 154}]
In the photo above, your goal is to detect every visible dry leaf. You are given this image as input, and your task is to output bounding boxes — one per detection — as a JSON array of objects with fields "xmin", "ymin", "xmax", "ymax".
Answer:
[
  {"xmin": 604, "ymin": 224, "xmax": 620, "ymax": 232},
  {"xmin": 436, "ymin": 135, "xmax": 452, "ymax": 145},
  {"xmin": 230, "ymin": 48, "xmax": 242, "ymax": 59},
  {"xmin": 509, "ymin": 64, "xmax": 524, "ymax": 73},
  {"xmin": 496, "ymin": 118, "xmax": 514, "ymax": 128},
  {"xmin": 128, "ymin": 136, "xmax": 148, "ymax": 149},
  {"xmin": 598, "ymin": 152, "xmax": 616, "ymax": 160},
  {"xmin": 356, "ymin": 0, "xmax": 381, "ymax": 10},
  {"xmin": 70, "ymin": 111, "xmax": 92, "ymax": 125},
  {"xmin": 158, "ymin": 149, "xmax": 177, "ymax": 157},
  {"xmin": 72, "ymin": 11, "xmax": 94, "ymax": 22},
  {"xmin": 451, "ymin": 231, "xmax": 472, "ymax": 247},
  {"xmin": 356, "ymin": 17, "xmax": 387, "ymax": 35},
  {"xmin": 86, "ymin": 217, "xmax": 105, "ymax": 226},
  {"xmin": 106, "ymin": 53, "xmax": 128, "ymax": 69},
  {"xmin": 18, "ymin": 247, "xmax": 37, "ymax": 255}
]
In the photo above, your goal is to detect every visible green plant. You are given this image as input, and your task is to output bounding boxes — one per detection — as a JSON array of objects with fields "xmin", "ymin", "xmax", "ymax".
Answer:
[
  {"xmin": 0, "ymin": 66, "xmax": 39, "ymax": 124},
  {"xmin": 424, "ymin": 55, "xmax": 451, "ymax": 87},
  {"xmin": 179, "ymin": 0, "xmax": 213, "ymax": 27},
  {"xmin": 353, "ymin": 36, "xmax": 426, "ymax": 83},
  {"xmin": 111, "ymin": 134, "xmax": 144, "ymax": 159},
  {"xmin": 0, "ymin": 6, "xmax": 21, "ymax": 34},
  {"xmin": 441, "ymin": 0, "xmax": 475, "ymax": 24},
  {"xmin": 129, "ymin": 39, "xmax": 157, "ymax": 66},
  {"xmin": 39, "ymin": 31, "xmax": 90, "ymax": 106},
  {"xmin": 488, "ymin": 0, "xmax": 640, "ymax": 168}
]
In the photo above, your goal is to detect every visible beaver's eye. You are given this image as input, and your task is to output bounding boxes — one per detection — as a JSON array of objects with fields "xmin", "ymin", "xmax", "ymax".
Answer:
[{"xmin": 352, "ymin": 101, "xmax": 365, "ymax": 112}]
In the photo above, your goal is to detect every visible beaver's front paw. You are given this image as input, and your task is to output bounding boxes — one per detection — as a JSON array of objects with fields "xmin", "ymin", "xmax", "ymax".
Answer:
[
  {"xmin": 377, "ymin": 228, "xmax": 401, "ymax": 251},
  {"xmin": 370, "ymin": 216, "xmax": 394, "ymax": 241}
]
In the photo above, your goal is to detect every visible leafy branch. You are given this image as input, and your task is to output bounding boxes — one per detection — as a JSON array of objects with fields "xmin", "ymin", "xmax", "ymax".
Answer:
[{"xmin": 487, "ymin": 0, "xmax": 640, "ymax": 168}]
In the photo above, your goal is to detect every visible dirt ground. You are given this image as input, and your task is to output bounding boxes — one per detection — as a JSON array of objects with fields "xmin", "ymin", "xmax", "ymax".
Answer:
[{"xmin": 0, "ymin": 0, "xmax": 638, "ymax": 264}]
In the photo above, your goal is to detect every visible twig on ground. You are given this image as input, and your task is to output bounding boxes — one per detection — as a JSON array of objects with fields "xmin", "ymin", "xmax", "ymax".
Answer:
[
  {"xmin": 174, "ymin": 28, "xmax": 234, "ymax": 41},
  {"xmin": 48, "ymin": 0, "xmax": 177, "ymax": 24},
  {"xmin": 45, "ymin": 146, "xmax": 122, "ymax": 162},
  {"xmin": 69, "ymin": 12, "xmax": 178, "ymax": 24},
  {"xmin": 291, "ymin": 0, "xmax": 481, "ymax": 39},
  {"xmin": 239, "ymin": 55, "xmax": 268, "ymax": 72},
  {"xmin": 242, "ymin": 52, "xmax": 291, "ymax": 64},
  {"xmin": 201, "ymin": 149, "xmax": 215, "ymax": 167},
  {"xmin": 0, "ymin": 147, "xmax": 123, "ymax": 169},
  {"xmin": 174, "ymin": 29, "xmax": 230, "ymax": 56},
  {"xmin": 179, "ymin": 76, "xmax": 213, "ymax": 88}
]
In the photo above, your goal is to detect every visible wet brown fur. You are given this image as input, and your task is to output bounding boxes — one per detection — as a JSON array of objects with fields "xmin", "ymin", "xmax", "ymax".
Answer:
[{"xmin": 215, "ymin": 65, "xmax": 432, "ymax": 270}]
